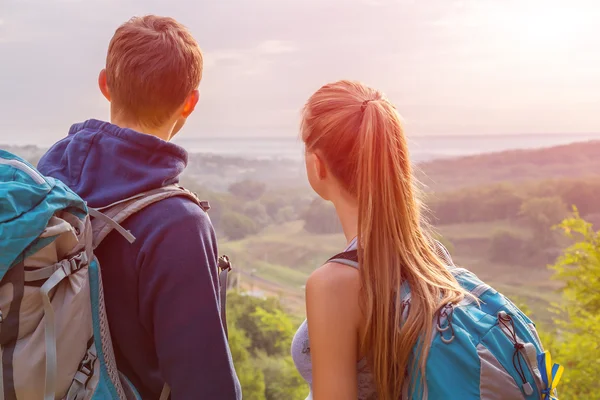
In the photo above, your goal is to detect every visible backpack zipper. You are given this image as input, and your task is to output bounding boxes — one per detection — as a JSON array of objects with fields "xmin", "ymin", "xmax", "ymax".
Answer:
[
  {"xmin": 498, "ymin": 311, "xmax": 544, "ymax": 397},
  {"xmin": 504, "ymin": 296, "xmax": 544, "ymax": 351},
  {"xmin": 0, "ymin": 157, "xmax": 46, "ymax": 185}
]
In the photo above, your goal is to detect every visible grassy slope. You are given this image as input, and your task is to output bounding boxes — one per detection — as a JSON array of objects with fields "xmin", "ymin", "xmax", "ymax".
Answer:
[
  {"xmin": 221, "ymin": 219, "xmax": 559, "ymax": 324},
  {"xmin": 219, "ymin": 221, "xmax": 346, "ymax": 315}
]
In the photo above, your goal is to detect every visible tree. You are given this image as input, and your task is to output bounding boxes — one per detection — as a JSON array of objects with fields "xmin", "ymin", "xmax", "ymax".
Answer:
[
  {"xmin": 261, "ymin": 194, "xmax": 288, "ymax": 219},
  {"xmin": 229, "ymin": 180, "xmax": 267, "ymax": 201},
  {"xmin": 222, "ymin": 211, "xmax": 259, "ymax": 240},
  {"xmin": 475, "ymin": 184, "xmax": 523, "ymax": 221},
  {"xmin": 427, "ymin": 183, "xmax": 522, "ymax": 225},
  {"xmin": 519, "ymin": 196, "xmax": 568, "ymax": 246},
  {"xmin": 275, "ymin": 206, "xmax": 296, "ymax": 224},
  {"xmin": 303, "ymin": 198, "xmax": 342, "ymax": 234},
  {"xmin": 228, "ymin": 325, "xmax": 266, "ymax": 400},
  {"xmin": 250, "ymin": 307, "xmax": 296, "ymax": 356},
  {"xmin": 243, "ymin": 201, "xmax": 272, "ymax": 228},
  {"xmin": 257, "ymin": 354, "xmax": 308, "ymax": 400},
  {"xmin": 548, "ymin": 210, "xmax": 600, "ymax": 399},
  {"xmin": 227, "ymin": 292, "xmax": 297, "ymax": 357}
]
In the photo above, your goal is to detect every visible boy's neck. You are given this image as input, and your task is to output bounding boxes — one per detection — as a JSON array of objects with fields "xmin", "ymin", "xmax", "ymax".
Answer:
[{"xmin": 110, "ymin": 116, "xmax": 174, "ymax": 142}]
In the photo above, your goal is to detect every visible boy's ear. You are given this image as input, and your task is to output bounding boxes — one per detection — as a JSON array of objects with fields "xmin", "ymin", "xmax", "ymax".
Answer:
[
  {"xmin": 98, "ymin": 69, "xmax": 110, "ymax": 101},
  {"xmin": 182, "ymin": 90, "xmax": 200, "ymax": 118}
]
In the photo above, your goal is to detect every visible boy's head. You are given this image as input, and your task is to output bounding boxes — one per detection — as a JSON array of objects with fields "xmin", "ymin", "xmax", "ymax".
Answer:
[{"xmin": 98, "ymin": 15, "xmax": 203, "ymax": 139}]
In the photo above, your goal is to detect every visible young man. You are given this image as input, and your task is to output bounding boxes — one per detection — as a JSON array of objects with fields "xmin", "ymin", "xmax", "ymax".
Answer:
[{"xmin": 38, "ymin": 15, "xmax": 242, "ymax": 399}]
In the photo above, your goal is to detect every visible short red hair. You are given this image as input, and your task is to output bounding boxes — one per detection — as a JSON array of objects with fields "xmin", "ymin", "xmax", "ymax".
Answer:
[{"xmin": 106, "ymin": 15, "xmax": 203, "ymax": 127}]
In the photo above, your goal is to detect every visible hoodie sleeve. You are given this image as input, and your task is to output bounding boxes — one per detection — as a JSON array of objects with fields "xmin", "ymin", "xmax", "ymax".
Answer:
[{"xmin": 137, "ymin": 198, "xmax": 241, "ymax": 400}]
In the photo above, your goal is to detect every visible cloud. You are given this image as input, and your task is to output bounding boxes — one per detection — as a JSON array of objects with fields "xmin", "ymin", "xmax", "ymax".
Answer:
[
  {"xmin": 204, "ymin": 40, "xmax": 297, "ymax": 73},
  {"xmin": 256, "ymin": 40, "xmax": 296, "ymax": 55},
  {"xmin": 203, "ymin": 50, "xmax": 245, "ymax": 69}
]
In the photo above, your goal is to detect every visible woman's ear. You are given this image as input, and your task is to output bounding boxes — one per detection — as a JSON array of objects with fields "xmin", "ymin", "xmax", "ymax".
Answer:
[
  {"xmin": 314, "ymin": 152, "xmax": 327, "ymax": 181},
  {"xmin": 306, "ymin": 150, "xmax": 331, "ymax": 200}
]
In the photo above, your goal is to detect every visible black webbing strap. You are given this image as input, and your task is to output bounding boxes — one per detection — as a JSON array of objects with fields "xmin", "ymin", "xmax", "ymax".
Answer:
[{"xmin": 217, "ymin": 255, "xmax": 232, "ymax": 339}]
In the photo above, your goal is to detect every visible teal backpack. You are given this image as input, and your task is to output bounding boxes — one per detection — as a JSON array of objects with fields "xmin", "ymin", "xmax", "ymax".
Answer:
[
  {"xmin": 0, "ymin": 149, "xmax": 231, "ymax": 399},
  {"xmin": 328, "ymin": 241, "xmax": 564, "ymax": 399}
]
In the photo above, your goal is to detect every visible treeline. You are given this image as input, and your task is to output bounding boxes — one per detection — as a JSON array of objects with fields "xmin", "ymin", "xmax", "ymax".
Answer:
[
  {"xmin": 428, "ymin": 177, "xmax": 600, "ymax": 225},
  {"xmin": 183, "ymin": 176, "xmax": 600, "ymax": 246},
  {"xmin": 182, "ymin": 178, "xmax": 342, "ymax": 240},
  {"xmin": 427, "ymin": 178, "xmax": 600, "ymax": 266}
]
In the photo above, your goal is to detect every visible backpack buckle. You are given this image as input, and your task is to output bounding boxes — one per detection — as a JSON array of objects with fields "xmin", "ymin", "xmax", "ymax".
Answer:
[
  {"xmin": 199, "ymin": 200, "xmax": 211, "ymax": 212},
  {"xmin": 62, "ymin": 252, "xmax": 88, "ymax": 275},
  {"xmin": 79, "ymin": 359, "xmax": 93, "ymax": 378},
  {"xmin": 218, "ymin": 255, "xmax": 232, "ymax": 272},
  {"xmin": 76, "ymin": 347, "xmax": 98, "ymax": 384}
]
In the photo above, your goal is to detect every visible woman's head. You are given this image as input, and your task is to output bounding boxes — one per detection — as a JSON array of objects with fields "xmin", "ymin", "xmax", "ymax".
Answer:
[{"xmin": 301, "ymin": 80, "xmax": 465, "ymax": 399}]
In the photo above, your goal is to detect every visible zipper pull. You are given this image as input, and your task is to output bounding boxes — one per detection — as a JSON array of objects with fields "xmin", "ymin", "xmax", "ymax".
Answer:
[{"xmin": 522, "ymin": 382, "xmax": 533, "ymax": 396}]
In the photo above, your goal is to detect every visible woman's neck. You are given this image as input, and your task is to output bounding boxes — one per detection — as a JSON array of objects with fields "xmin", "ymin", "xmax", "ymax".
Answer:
[{"xmin": 332, "ymin": 197, "xmax": 359, "ymax": 245}]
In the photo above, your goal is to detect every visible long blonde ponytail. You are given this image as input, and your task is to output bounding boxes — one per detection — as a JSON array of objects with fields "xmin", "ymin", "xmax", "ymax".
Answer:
[{"xmin": 302, "ymin": 80, "xmax": 466, "ymax": 399}]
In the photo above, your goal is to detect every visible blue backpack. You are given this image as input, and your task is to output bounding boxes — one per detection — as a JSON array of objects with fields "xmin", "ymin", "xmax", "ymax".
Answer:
[
  {"xmin": 0, "ymin": 150, "xmax": 231, "ymax": 400},
  {"xmin": 328, "ymin": 242, "xmax": 564, "ymax": 399}
]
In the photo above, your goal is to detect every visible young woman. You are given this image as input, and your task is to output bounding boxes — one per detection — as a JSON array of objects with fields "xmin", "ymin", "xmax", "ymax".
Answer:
[{"xmin": 291, "ymin": 80, "xmax": 467, "ymax": 400}]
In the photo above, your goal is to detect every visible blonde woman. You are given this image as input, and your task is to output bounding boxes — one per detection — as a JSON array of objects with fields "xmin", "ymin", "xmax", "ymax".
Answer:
[{"xmin": 291, "ymin": 80, "xmax": 556, "ymax": 400}]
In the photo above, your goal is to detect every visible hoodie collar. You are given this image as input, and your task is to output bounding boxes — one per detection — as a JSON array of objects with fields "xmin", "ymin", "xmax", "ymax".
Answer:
[{"xmin": 38, "ymin": 119, "xmax": 189, "ymax": 208}]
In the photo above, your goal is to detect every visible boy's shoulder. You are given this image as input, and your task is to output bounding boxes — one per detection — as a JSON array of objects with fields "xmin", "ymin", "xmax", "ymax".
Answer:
[
  {"xmin": 130, "ymin": 194, "xmax": 213, "ymax": 234},
  {"xmin": 104, "ymin": 193, "xmax": 216, "ymax": 267}
]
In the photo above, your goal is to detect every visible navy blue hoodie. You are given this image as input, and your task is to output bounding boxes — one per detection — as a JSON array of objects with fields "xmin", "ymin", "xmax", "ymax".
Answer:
[{"xmin": 38, "ymin": 119, "xmax": 242, "ymax": 400}]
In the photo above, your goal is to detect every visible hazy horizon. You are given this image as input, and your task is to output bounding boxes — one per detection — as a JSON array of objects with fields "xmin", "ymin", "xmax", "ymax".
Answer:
[
  {"xmin": 1, "ymin": 0, "xmax": 599, "ymax": 144},
  {"xmin": 3, "ymin": 131, "xmax": 600, "ymax": 147},
  {"xmin": 5, "ymin": 132, "xmax": 599, "ymax": 163}
]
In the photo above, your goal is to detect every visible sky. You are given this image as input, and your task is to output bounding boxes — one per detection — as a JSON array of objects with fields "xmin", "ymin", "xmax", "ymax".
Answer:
[{"xmin": 0, "ymin": 0, "xmax": 599, "ymax": 144}]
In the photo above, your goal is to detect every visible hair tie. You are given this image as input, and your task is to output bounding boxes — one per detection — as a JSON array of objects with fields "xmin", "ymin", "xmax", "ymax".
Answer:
[{"xmin": 361, "ymin": 99, "xmax": 373, "ymax": 112}]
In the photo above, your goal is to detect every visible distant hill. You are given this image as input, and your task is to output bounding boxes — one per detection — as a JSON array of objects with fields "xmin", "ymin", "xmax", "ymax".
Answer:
[
  {"xmin": 4, "ymin": 139, "xmax": 600, "ymax": 192},
  {"xmin": 417, "ymin": 140, "xmax": 600, "ymax": 192}
]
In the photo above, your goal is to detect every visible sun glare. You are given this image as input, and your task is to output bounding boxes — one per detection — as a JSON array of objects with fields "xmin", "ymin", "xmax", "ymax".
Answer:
[
  {"xmin": 478, "ymin": 1, "xmax": 596, "ymax": 55},
  {"xmin": 509, "ymin": 5, "xmax": 586, "ymax": 49}
]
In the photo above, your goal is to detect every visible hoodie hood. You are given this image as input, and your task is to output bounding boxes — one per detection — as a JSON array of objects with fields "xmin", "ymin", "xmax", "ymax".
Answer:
[{"xmin": 38, "ymin": 119, "xmax": 188, "ymax": 208}]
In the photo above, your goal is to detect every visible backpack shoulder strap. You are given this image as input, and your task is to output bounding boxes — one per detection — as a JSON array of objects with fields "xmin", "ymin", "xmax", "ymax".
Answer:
[
  {"xmin": 325, "ymin": 239, "xmax": 455, "ymax": 271},
  {"xmin": 327, "ymin": 249, "xmax": 359, "ymax": 268},
  {"xmin": 432, "ymin": 239, "xmax": 454, "ymax": 268},
  {"xmin": 90, "ymin": 185, "xmax": 207, "ymax": 249},
  {"xmin": 90, "ymin": 186, "xmax": 232, "ymax": 330}
]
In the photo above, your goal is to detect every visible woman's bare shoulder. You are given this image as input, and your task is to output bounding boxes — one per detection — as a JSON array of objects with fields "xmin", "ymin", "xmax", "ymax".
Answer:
[
  {"xmin": 307, "ymin": 261, "xmax": 360, "ymax": 295},
  {"xmin": 306, "ymin": 261, "xmax": 361, "ymax": 325}
]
